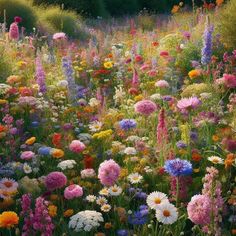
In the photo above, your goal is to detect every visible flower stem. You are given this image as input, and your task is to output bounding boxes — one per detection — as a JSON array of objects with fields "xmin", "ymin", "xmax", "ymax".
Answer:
[{"xmin": 176, "ymin": 176, "xmax": 179, "ymax": 208}]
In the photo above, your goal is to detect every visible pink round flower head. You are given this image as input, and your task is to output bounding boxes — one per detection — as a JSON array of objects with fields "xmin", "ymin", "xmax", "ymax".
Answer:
[
  {"xmin": 134, "ymin": 100, "xmax": 157, "ymax": 116},
  {"xmin": 9, "ymin": 22, "xmax": 19, "ymax": 40},
  {"xmin": 20, "ymin": 151, "xmax": 35, "ymax": 160},
  {"xmin": 64, "ymin": 184, "xmax": 83, "ymax": 200},
  {"xmin": 155, "ymin": 80, "xmax": 169, "ymax": 88},
  {"xmin": 45, "ymin": 172, "xmax": 67, "ymax": 191},
  {"xmin": 53, "ymin": 32, "xmax": 67, "ymax": 40},
  {"xmin": 69, "ymin": 140, "xmax": 86, "ymax": 153},
  {"xmin": 98, "ymin": 159, "xmax": 121, "ymax": 186},
  {"xmin": 222, "ymin": 74, "xmax": 236, "ymax": 88},
  {"xmin": 14, "ymin": 16, "xmax": 22, "ymax": 23},
  {"xmin": 187, "ymin": 194, "xmax": 211, "ymax": 225},
  {"xmin": 160, "ymin": 51, "xmax": 169, "ymax": 57},
  {"xmin": 177, "ymin": 97, "xmax": 201, "ymax": 111}
]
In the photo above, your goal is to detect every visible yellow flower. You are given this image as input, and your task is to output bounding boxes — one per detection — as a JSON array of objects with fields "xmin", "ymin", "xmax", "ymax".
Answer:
[
  {"xmin": 51, "ymin": 149, "xmax": 64, "ymax": 158},
  {"xmin": 80, "ymin": 61, "xmax": 87, "ymax": 67},
  {"xmin": 140, "ymin": 158, "xmax": 147, "ymax": 166},
  {"xmin": 212, "ymin": 135, "xmax": 220, "ymax": 142},
  {"xmin": 188, "ymin": 69, "xmax": 201, "ymax": 79},
  {"xmin": 134, "ymin": 95, "xmax": 143, "ymax": 101},
  {"xmin": 92, "ymin": 129, "xmax": 113, "ymax": 139},
  {"xmin": 0, "ymin": 99, "xmax": 8, "ymax": 105},
  {"xmin": 63, "ymin": 209, "xmax": 74, "ymax": 217},
  {"xmin": 25, "ymin": 137, "xmax": 36, "ymax": 145},
  {"xmin": 48, "ymin": 205, "xmax": 57, "ymax": 217},
  {"xmin": 193, "ymin": 168, "xmax": 200, "ymax": 173},
  {"xmin": 104, "ymin": 61, "xmax": 113, "ymax": 69},
  {"xmin": 0, "ymin": 211, "xmax": 19, "ymax": 228}
]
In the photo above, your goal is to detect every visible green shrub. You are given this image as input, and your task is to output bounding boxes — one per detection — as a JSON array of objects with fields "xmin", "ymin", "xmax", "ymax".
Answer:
[
  {"xmin": 217, "ymin": 0, "xmax": 236, "ymax": 49},
  {"xmin": 37, "ymin": 7, "xmax": 89, "ymax": 39},
  {"xmin": 0, "ymin": 47, "xmax": 12, "ymax": 83},
  {"xmin": 0, "ymin": 0, "xmax": 37, "ymax": 33}
]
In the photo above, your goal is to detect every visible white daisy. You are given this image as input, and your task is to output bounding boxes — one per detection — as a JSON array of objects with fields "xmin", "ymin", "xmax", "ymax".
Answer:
[
  {"xmin": 86, "ymin": 195, "xmax": 96, "ymax": 202},
  {"xmin": 108, "ymin": 185, "xmax": 122, "ymax": 196},
  {"xmin": 146, "ymin": 191, "xmax": 169, "ymax": 210},
  {"xmin": 127, "ymin": 173, "xmax": 143, "ymax": 184},
  {"xmin": 23, "ymin": 163, "xmax": 32, "ymax": 174},
  {"xmin": 101, "ymin": 204, "xmax": 111, "ymax": 212},
  {"xmin": 207, "ymin": 156, "xmax": 224, "ymax": 164},
  {"xmin": 88, "ymin": 121, "xmax": 103, "ymax": 132},
  {"xmin": 89, "ymin": 98, "xmax": 100, "ymax": 107},
  {"xmin": 99, "ymin": 188, "xmax": 109, "ymax": 196},
  {"xmin": 57, "ymin": 160, "xmax": 76, "ymax": 170},
  {"xmin": 96, "ymin": 196, "xmax": 107, "ymax": 206},
  {"xmin": 124, "ymin": 147, "xmax": 137, "ymax": 155},
  {"xmin": 0, "ymin": 178, "xmax": 18, "ymax": 192},
  {"xmin": 155, "ymin": 202, "xmax": 178, "ymax": 224}
]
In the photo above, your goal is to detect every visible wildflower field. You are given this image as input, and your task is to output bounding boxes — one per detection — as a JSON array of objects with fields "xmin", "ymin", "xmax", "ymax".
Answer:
[{"xmin": 0, "ymin": 0, "xmax": 236, "ymax": 235}]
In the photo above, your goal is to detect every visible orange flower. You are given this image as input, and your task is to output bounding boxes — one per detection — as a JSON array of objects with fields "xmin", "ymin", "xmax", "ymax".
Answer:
[
  {"xmin": 63, "ymin": 209, "xmax": 74, "ymax": 217},
  {"xmin": 171, "ymin": 5, "xmax": 180, "ymax": 14},
  {"xmin": 192, "ymin": 152, "xmax": 202, "ymax": 162},
  {"xmin": 48, "ymin": 205, "xmax": 57, "ymax": 217},
  {"xmin": 52, "ymin": 133, "xmax": 62, "ymax": 148},
  {"xmin": 224, "ymin": 153, "xmax": 235, "ymax": 168},
  {"xmin": 25, "ymin": 137, "xmax": 36, "ymax": 145},
  {"xmin": 216, "ymin": 0, "xmax": 224, "ymax": 6},
  {"xmin": 0, "ymin": 211, "xmax": 19, "ymax": 228},
  {"xmin": 152, "ymin": 41, "xmax": 159, "ymax": 47},
  {"xmin": 104, "ymin": 222, "xmax": 112, "ymax": 229},
  {"xmin": 188, "ymin": 69, "xmax": 201, "ymax": 79},
  {"xmin": 0, "ymin": 125, "xmax": 6, "ymax": 132},
  {"xmin": 212, "ymin": 135, "xmax": 220, "ymax": 142},
  {"xmin": 51, "ymin": 149, "xmax": 64, "ymax": 158}
]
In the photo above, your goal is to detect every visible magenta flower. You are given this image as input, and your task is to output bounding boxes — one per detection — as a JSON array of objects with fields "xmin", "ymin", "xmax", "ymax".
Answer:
[
  {"xmin": 64, "ymin": 184, "xmax": 83, "ymax": 200},
  {"xmin": 53, "ymin": 32, "xmax": 67, "ymax": 40},
  {"xmin": 222, "ymin": 74, "xmax": 236, "ymax": 88},
  {"xmin": 20, "ymin": 151, "xmax": 35, "ymax": 160},
  {"xmin": 134, "ymin": 100, "xmax": 157, "ymax": 116},
  {"xmin": 187, "ymin": 194, "xmax": 211, "ymax": 225},
  {"xmin": 98, "ymin": 159, "xmax": 121, "ymax": 186},
  {"xmin": 9, "ymin": 22, "xmax": 19, "ymax": 41},
  {"xmin": 177, "ymin": 97, "xmax": 201, "ymax": 111},
  {"xmin": 45, "ymin": 172, "xmax": 67, "ymax": 191},
  {"xmin": 69, "ymin": 140, "xmax": 86, "ymax": 153}
]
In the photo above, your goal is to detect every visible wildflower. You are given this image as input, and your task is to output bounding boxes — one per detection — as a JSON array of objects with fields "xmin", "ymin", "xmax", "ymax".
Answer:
[
  {"xmin": 171, "ymin": 5, "xmax": 180, "ymax": 14},
  {"xmin": 146, "ymin": 191, "xmax": 169, "ymax": 210},
  {"xmin": 177, "ymin": 97, "xmax": 201, "ymax": 111},
  {"xmin": 53, "ymin": 32, "xmax": 67, "ymax": 40},
  {"xmin": 64, "ymin": 209, "xmax": 74, "ymax": 217},
  {"xmin": 57, "ymin": 160, "xmax": 76, "ymax": 170},
  {"xmin": 101, "ymin": 204, "xmax": 111, "ymax": 212},
  {"xmin": 108, "ymin": 185, "xmax": 122, "ymax": 196},
  {"xmin": 48, "ymin": 205, "xmax": 57, "ymax": 217},
  {"xmin": 98, "ymin": 159, "xmax": 120, "ymax": 186},
  {"xmin": 208, "ymin": 156, "xmax": 224, "ymax": 164},
  {"xmin": 80, "ymin": 168, "xmax": 96, "ymax": 178},
  {"xmin": 128, "ymin": 173, "xmax": 143, "ymax": 184},
  {"xmin": 69, "ymin": 140, "xmax": 86, "ymax": 153},
  {"xmin": 20, "ymin": 151, "xmax": 35, "ymax": 160},
  {"xmin": 155, "ymin": 80, "xmax": 169, "ymax": 88},
  {"xmin": 155, "ymin": 203, "xmax": 178, "ymax": 224},
  {"xmin": 88, "ymin": 121, "xmax": 103, "ymax": 132},
  {"xmin": 45, "ymin": 172, "xmax": 67, "ymax": 191},
  {"xmin": 187, "ymin": 194, "xmax": 211, "ymax": 225},
  {"xmin": 86, "ymin": 195, "xmax": 96, "ymax": 202},
  {"xmin": 35, "ymin": 56, "xmax": 47, "ymax": 94},
  {"xmin": 64, "ymin": 184, "xmax": 83, "ymax": 200},
  {"xmin": 0, "ymin": 211, "xmax": 19, "ymax": 228},
  {"xmin": 117, "ymin": 229, "xmax": 129, "ymax": 236},
  {"xmin": 128, "ymin": 210, "xmax": 148, "ymax": 225},
  {"xmin": 25, "ymin": 137, "xmax": 36, "ymax": 145},
  {"xmin": 38, "ymin": 146, "xmax": 52, "ymax": 156},
  {"xmin": 164, "ymin": 158, "xmax": 192, "ymax": 176},
  {"xmin": 124, "ymin": 147, "xmax": 137, "ymax": 155},
  {"xmin": 9, "ymin": 22, "xmax": 19, "ymax": 41},
  {"xmin": 134, "ymin": 100, "xmax": 157, "ymax": 116},
  {"xmin": 0, "ymin": 178, "xmax": 18, "ymax": 192},
  {"xmin": 104, "ymin": 61, "xmax": 113, "ymax": 69},
  {"xmin": 69, "ymin": 210, "xmax": 104, "ymax": 232},
  {"xmin": 188, "ymin": 69, "xmax": 201, "ymax": 79},
  {"xmin": 23, "ymin": 163, "xmax": 32, "ymax": 174},
  {"xmin": 119, "ymin": 119, "xmax": 137, "ymax": 131},
  {"xmin": 92, "ymin": 129, "xmax": 113, "ymax": 139},
  {"xmin": 51, "ymin": 148, "xmax": 64, "ymax": 158}
]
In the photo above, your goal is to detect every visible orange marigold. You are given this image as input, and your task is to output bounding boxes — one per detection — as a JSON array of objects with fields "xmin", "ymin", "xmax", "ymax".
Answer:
[{"xmin": 0, "ymin": 211, "xmax": 19, "ymax": 228}]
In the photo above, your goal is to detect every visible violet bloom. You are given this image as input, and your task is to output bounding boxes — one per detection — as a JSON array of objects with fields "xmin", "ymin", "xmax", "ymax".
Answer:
[
  {"xmin": 45, "ymin": 172, "xmax": 67, "ymax": 191},
  {"xmin": 35, "ymin": 56, "xmax": 47, "ymax": 94},
  {"xmin": 177, "ymin": 97, "xmax": 201, "ymax": 112}
]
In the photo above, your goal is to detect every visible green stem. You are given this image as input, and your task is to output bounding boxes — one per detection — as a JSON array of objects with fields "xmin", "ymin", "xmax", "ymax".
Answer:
[{"xmin": 176, "ymin": 176, "xmax": 179, "ymax": 208}]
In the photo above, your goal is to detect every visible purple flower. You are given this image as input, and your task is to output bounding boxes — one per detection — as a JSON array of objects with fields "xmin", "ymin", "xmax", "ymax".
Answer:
[
  {"xmin": 119, "ymin": 119, "xmax": 137, "ymax": 130},
  {"xmin": 177, "ymin": 97, "xmax": 201, "ymax": 111},
  {"xmin": 45, "ymin": 172, "xmax": 67, "ymax": 191},
  {"xmin": 35, "ymin": 56, "xmax": 47, "ymax": 94}
]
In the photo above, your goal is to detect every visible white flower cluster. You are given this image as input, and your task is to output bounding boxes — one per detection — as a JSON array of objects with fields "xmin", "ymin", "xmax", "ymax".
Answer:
[
  {"xmin": 69, "ymin": 210, "xmax": 104, "ymax": 232},
  {"xmin": 57, "ymin": 160, "xmax": 76, "ymax": 170}
]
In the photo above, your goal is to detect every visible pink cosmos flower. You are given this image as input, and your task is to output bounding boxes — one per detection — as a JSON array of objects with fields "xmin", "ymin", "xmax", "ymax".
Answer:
[
  {"xmin": 64, "ymin": 184, "xmax": 83, "ymax": 200},
  {"xmin": 45, "ymin": 172, "xmax": 67, "ymax": 191},
  {"xmin": 69, "ymin": 140, "xmax": 86, "ymax": 153},
  {"xmin": 98, "ymin": 159, "xmax": 120, "ymax": 186},
  {"xmin": 187, "ymin": 194, "xmax": 211, "ymax": 225},
  {"xmin": 20, "ymin": 151, "xmax": 35, "ymax": 160},
  {"xmin": 177, "ymin": 97, "xmax": 201, "ymax": 111},
  {"xmin": 53, "ymin": 32, "xmax": 67, "ymax": 40},
  {"xmin": 134, "ymin": 100, "xmax": 157, "ymax": 116},
  {"xmin": 155, "ymin": 80, "xmax": 169, "ymax": 88}
]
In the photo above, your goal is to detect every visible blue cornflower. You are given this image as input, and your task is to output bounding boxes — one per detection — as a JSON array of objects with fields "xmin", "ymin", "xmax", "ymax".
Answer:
[
  {"xmin": 164, "ymin": 158, "xmax": 192, "ymax": 177},
  {"xmin": 116, "ymin": 229, "xmax": 129, "ymax": 236},
  {"xmin": 119, "ymin": 119, "xmax": 137, "ymax": 131},
  {"xmin": 128, "ymin": 210, "xmax": 148, "ymax": 225},
  {"xmin": 38, "ymin": 146, "xmax": 52, "ymax": 156}
]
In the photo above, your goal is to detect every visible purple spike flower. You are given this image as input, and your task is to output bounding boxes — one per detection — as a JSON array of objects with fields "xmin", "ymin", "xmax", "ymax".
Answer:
[{"xmin": 35, "ymin": 56, "xmax": 47, "ymax": 94}]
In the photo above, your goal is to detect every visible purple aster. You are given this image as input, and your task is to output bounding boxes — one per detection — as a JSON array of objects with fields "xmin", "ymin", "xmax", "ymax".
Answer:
[
  {"xmin": 164, "ymin": 158, "xmax": 192, "ymax": 177},
  {"xmin": 119, "ymin": 119, "xmax": 137, "ymax": 130},
  {"xmin": 128, "ymin": 210, "xmax": 148, "ymax": 225},
  {"xmin": 117, "ymin": 229, "xmax": 129, "ymax": 236},
  {"xmin": 176, "ymin": 141, "xmax": 187, "ymax": 149}
]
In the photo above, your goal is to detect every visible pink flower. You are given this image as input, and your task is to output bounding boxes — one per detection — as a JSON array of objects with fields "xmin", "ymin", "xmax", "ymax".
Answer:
[
  {"xmin": 64, "ymin": 184, "xmax": 83, "ymax": 200},
  {"xmin": 14, "ymin": 16, "xmax": 22, "ymax": 23},
  {"xmin": 155, "ymin": 80, "xmax": 169, "ymax": 88},
  {"xmin": 81, "ymin": 168, "xmax": 96, "ymax": 179},
  {"xmin": 177, "ymin": 97, "xmax": 201, "ymax": 111},
  {"xmin": 69, "ymin": 140, "xmax": 86, "ymax": 153},
  {"xmin": 187, "ymin": 194, "xmax": 211, "ymax": 225},
  {"xmin": 134, "ymin": 100, "xmax": 157, "ymax": 116},
  {"xmin": 53, "ymin": 32, "xmax": 67, "ymax": 40},
  {"xmin": 20, "ymin": 151, "xmax": 35, "ymax": 160},
  {"xmin": 45, "ymin": 172, "xmax": 67, "ymax": 191},
  {"xmin": 9, "ymin": 22, "xmax": 19, "ymax": 40},
  {"xmin": 222, "ymin": 74, "xmax": 236, "ymax": 88},
  {"xmin": 160, "ymin": 51, "xmax": 169, "ymax": 57},
  {"xmin": 98, "ymin": 159, "xmax": 120, "ymax": 186}
]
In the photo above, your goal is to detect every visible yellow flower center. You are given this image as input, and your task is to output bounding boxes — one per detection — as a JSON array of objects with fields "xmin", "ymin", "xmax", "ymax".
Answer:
[
  {"xmin": 163, "ymin": 210, "xmax": 170, "ymax": 217},
  {"xmin": 154, "ymin": 198, "xmax": 161, "ymax": 204}
]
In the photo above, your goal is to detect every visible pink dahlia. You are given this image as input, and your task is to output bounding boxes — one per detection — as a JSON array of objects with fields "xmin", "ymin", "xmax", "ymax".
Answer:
[
  {"xmin": 155, "ymin": 80, "xmax": 169, "ymax": 88},
  {"xmin": 98, "ymin": 159, "xmax": 121, "ymax": 186},
  {"xmin": 187, "ymin": 194, "xmax": 211, "ymax": 225},
  {"xmin": 45, "ymin": 172, "xmax": 67, "ymax": 191},
  {"xmin": 64, "ymin": 184, "xmax": 83, "ymax": 200},
  {"xmin": 222, "ymin": 74, "xmax": 236, "ymax": 88},
  {"xmin": 69, "ymin": 140, "xmax": 86, "ymax": 153},
  {"xmin": 177, "ymin": 97, "xmax": 201, "ymax": 111},
  {"xmin": 20, "ymin": 151, "xmax": 35, "ymax": 160},
  {"xmin": 9, "ymin": 22, "xmax": 19, "ymax": 40},
  {"xmin": 134, "ymin": 100, "xmax": 157, "ymax": 116}
]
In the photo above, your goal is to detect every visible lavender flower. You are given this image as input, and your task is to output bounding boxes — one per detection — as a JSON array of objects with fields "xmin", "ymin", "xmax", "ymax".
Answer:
[
  {"xmin": 201, "ymin": 23, "xmax": 214, "ymax": 65},
  {"xmin": 35, "ymin": 56, "xmax": 47, "ymax": 94},
  {"xmin": 119, "ymin": 119, "xmax": 137, "ymax": 130}
]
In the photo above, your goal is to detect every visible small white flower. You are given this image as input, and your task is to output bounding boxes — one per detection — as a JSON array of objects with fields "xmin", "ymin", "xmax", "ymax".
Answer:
[
  {"xmin": 88, "ymin": 121, "xmax": 103, "ymax": 132},
  {"xmin": 86, "ymin": 195, "xmax": 96, "ymax": 202},
  {"xmin": 57, "ymin": 160, "xmax": 76, "ymax": 170},
  {"xmin": 89, "ymin": 98, "xmax": 100, "ymax": 107},
  {"xmin": 155, "ymin": 202, "xmax": 178, "ymax": 224},
  {"xmin": 128, "ymin": 173, "xmax": 143, "ymax": 184},
  {"xmin": 124, "ymin": 147, "xmax": 137, "ymax": 155},
  {"xmin": 23, "ymin": 163, "xmax": 32, "ymax": 174},
  {"xmin": 207, "ymin": 156, "xmax": 224, "ymax": 164},
  {"xmin": 96, "ymin": 196, "xmax": 107, "ymax": 206},
  {"xmin": 108, "ymin": 185, "xmax": 122, "ymax": 196},
  {"xmin": 146, "ymin": 191, "xmax": 169, "ymax": 210},
  {"xmin": 101, "ymin": 204, "xmax": 111, "ymax": 212},
  {"xmin": 99, "ymin": 188, "xmax": 109, "ymax": 196}
]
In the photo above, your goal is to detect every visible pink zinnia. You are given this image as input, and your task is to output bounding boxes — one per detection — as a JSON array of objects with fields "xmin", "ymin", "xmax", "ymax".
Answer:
[
  {"xmin": 187, "ymin": 194, "xmax": 211, "ymax": 225},
  {"xmin": 45, "ymin": 172, "xmax": 67, "ymax": 191},
  {"xmin": 177, "ymin": 97, "xmax": 201, "ymax": 111},
  {"xmin": 98, "ymin": 159, "xmax": 120, "ymax": 186},
  {"xmin": 64, "ymin": 184, "xmax": 83, "ymax": 200},
  {"xmin": 9, "ymin": 22, "xmax": 19, "ymax": 40},
  {"xmin": 155, "ymin": 80, "xmax": 169, "ymax": 88},
  {"xmin": 134, "ymin": 100, "xmax": 157, "ymax": 116},
  {"xmin": 20, "ymin": 151, "xmax": 35, "ymax": 160},
  {"xmin": 69, "ymin": 140, "xmax": 86, "ymax": 153}
]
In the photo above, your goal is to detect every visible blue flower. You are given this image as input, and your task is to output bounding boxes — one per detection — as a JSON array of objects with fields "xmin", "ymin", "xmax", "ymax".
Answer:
[
  {"xmin": 38, "ymin": 146, "xmax": 52, "ymax": 156},
  {"xmin": 164, "ymin": 158, "xmax": 192, "ymax": 177},
  {"xmin": 176, "ymin": 141, "xmax": 187, "ymax": 149},
  {"xmin": 119, "ymin": 119, "xmax": 137, "ymax": 131},
  {"xmin": 116, "ymin": 229, "xmax": 129, "ymax": 236},
  {"xmin": 128, "ymin": 210, "xmax": 148, "ymax": 225}
]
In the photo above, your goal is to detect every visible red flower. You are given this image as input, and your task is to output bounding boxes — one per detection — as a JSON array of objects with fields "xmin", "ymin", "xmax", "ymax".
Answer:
[
  {"xmin": 14, "ymin": 16, "xmax": 22, "ymax": 23},
  {"xmin": 83, "ymin": 155, "xmax": 94, "ymax": 169},
  {"xmin": 52, "ymin": 133, "xmax": 62, "ymax": 148}
]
